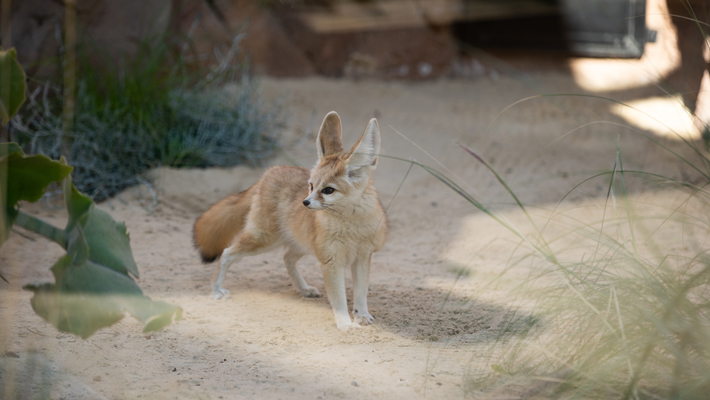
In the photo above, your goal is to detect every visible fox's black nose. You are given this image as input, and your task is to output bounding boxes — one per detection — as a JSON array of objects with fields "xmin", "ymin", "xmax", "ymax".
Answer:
[{"xmin": 303, "ymin": 200, "xmax": 310, "ymax": 207}]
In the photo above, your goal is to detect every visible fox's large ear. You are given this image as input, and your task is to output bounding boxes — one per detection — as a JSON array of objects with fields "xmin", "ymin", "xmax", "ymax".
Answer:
[
  {"xmin": 316, "ymin": 111, "xmax": 344, "ymax": 162},
  {"xmin": 345, "ymin": 118, "xmax": 380, "ymax": 181}
]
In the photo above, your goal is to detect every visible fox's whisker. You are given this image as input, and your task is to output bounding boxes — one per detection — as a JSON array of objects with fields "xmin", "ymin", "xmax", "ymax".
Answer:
[{"xmin": 322, "ymin": 204, "xmax": 343, "ymax": 216}]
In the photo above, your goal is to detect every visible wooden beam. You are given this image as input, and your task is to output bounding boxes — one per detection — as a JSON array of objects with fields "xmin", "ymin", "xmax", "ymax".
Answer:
[{"xmin": 297, "ymin": 0, "xmax": 559, "ymax": 33}]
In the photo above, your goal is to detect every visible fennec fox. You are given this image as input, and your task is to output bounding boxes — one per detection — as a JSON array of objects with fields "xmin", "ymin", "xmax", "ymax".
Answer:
[{"xmin": 193, "ymin": 111, "xmax": 387, "ymax": 330}]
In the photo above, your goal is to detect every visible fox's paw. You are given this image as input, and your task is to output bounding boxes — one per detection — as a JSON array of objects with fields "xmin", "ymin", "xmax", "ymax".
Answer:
[
  {"xmin": 335, "ymin": 315, "xmax": 361, "ymax": 331},
  {"xmin": 337, "ymin": 321, "xmax": 362, "ymax": 331},
  {"xmin": 353, "ymin": 311, "xmax": 374, "ymax": 325},
  {"xmin": 211, "ymin": 288, "xmax": 231, "ymax": 300},
  {"xmin": 299, "ymin": 285, "xmax": 321, "ymax": 298}
]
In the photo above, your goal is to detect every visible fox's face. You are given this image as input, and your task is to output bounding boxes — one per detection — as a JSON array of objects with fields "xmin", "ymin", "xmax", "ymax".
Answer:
[
  {"xmin": 303, "ymin": 112, "xmax": 380, "ymax": 211},
  {"xmin": 302, "ymin": 159, "xmax": 350, "ymax": 210}
]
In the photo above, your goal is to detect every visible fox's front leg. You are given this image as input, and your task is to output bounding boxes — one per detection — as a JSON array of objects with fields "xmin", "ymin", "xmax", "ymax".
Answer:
[
  {"xmin": 321, "ymin": 260, "xmax": 359, "ymax": 330},
  {"xmin": 351, "ymin": 253, "xmax": 374, "ymax": 325}
]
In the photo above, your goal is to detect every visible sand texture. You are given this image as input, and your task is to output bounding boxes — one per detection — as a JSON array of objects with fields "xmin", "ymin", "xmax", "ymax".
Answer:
[{"xmin": 1, "ymin": 70, "xmax": 703, "ymax": 399}]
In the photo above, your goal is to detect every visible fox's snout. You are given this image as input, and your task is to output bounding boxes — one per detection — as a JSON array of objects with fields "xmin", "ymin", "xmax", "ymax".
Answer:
[{"xmin": 302, "ymin": 196, "xmax": 320, "ymax": 209}]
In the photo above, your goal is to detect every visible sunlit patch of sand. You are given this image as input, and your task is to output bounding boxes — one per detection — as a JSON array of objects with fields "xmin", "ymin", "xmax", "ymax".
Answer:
[{"xmin": 611, "ymin": 96, "xmax": 700, "ymax": 139}]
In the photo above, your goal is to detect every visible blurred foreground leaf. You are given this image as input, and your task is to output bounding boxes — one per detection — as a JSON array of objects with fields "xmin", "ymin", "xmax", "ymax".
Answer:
[
  {"xmin": 1, "ymin": 51, "xmax": 178, "ymax": 337},
  {"xmin": 25, "ymin": 256, "xmax": 181, "ymax": 339},
  {"xmin": 20, "ymin": 176, "xmax": 181, "ymax": 337},
  {"xmin": 0, "ymin": 143, "xmax": 72, "ymax": 245},
  {"xmin": 0, "ymin": 48, "xmax": 27, "ymax": 124},
  {"xmin": 62, "ymin": 172, "xmax": 139, "ymax": 277},
  {"xmin": 2, "ymin": 143, "xmax": 181, "ymax": 337}
]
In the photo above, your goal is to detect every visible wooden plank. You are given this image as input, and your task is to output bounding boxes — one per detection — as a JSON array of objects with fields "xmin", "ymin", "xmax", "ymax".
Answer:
[{"xmin": 297, "ymin": 0, "xmax": 558, "ymax": 33}]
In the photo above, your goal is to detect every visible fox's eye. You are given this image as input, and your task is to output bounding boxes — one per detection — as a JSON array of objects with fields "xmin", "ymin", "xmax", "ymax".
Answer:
[
  {"xmin": 309, "ymin": 183, "xmax": 313, "ymax": 191},
  {"xmin": 321, "ymin": 187, "xmax": 335, "ymax": 195}
]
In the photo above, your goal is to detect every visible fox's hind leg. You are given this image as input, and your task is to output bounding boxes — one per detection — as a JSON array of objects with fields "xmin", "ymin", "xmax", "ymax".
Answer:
[
  {"xmin": 212, "ymin": 229, "xmax": 276, "ymax": 300},
  {"xmin": 213, "ymin": 248, "xmax": 238, "ymax": 300},
  {"xmin": 284, "ymin": 247, "xmax": 321, "ymax": 298}
]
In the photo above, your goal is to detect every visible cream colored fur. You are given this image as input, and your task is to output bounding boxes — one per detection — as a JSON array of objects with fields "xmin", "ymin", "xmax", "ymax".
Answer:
[{"xmin": 193, "ymin": 112, "xmax": 387, "ymax": 330}]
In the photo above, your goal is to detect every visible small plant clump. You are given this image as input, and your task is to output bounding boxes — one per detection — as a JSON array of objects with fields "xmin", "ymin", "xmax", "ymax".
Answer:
[
  {"xmin": 1, "ymin": 47, "xmax": 181, "ymax": 338},
  {"xmin": 381, "ymin": 92, "xmax": 710, "ymax": 398},
  {"xmin": 10, "ymin": 36, "xmax": 282, "ymax": 200},
  {"xmin": 441, "ymin": 122, "xmax": 710, "ymax": 399}
]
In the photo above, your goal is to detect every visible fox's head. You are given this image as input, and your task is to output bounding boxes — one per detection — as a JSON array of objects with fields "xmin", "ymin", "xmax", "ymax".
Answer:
[{"xmin": 303, "ymin": 111, "xmax": 380, "ymax": 211}]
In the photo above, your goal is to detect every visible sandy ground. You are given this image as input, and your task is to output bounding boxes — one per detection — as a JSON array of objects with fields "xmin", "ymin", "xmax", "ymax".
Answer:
[{"xmin": 1, "ymin": 58, "xmax": 706, "ymax": 400}]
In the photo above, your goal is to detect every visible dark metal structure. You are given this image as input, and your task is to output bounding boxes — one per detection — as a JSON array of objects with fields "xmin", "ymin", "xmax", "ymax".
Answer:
[{"xmin": 453, "ymin": 0, "xmax": 655, "ymax": 58}]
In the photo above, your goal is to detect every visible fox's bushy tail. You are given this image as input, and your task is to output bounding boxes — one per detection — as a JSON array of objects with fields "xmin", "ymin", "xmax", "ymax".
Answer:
[{"xmin": 193, "ymin": 188, "xmax": 254, "ymax": 263}]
